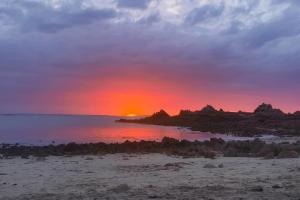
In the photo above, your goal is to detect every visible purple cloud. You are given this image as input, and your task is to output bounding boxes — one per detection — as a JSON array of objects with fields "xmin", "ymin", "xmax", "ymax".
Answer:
[{"xmin": 0, "ymin": 0, "xmax": 300, "ymax": 113}]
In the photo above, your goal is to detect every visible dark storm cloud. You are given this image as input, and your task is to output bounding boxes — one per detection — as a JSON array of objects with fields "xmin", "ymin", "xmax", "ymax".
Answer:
[
  {"xmin": 116, "ymin": 0, "xmax": 151, "ymax": 9},
  {"xmin": 0, "ymin": 1, "xmax": 117, "ymax": 33}
]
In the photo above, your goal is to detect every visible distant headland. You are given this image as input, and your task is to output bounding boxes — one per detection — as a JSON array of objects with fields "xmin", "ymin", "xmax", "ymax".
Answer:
[{"xmin": 118, "ymin": 103, "xmax": 300, "ymax": 137}]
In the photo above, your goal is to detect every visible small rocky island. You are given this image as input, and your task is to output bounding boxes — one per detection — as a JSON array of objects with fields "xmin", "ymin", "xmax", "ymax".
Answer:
[{"xmin": 118, "ymin": 103, "xmax": 300, "ymax": 137}]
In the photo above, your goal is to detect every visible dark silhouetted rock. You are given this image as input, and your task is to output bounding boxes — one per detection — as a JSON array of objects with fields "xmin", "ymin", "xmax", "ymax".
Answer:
[
  {"xmin": 254, "ymin": 103, "xmax": 284, "ymax": 118},
  {"xmin": 178, "ymin": 110, "xmax": 193, "ymax": 117},
  {"xmin": 200, "ymin": 105, "xmax": 217, "ymax": 113},
  {"xmin": 118, "ymin": 103, "xmax": 300, "ymax": 137},
  {"xmin": 255, "ymin": 103, "xmax": 274, "ymax": 113},
  {"xmin": 151, "ymin": 109, "xmax": 170, "ymax": 119}
]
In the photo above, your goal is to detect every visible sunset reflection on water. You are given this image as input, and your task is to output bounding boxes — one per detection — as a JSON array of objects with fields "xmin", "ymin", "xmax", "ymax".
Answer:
[{"xmin": 0, "ymin": 115, "xmax": 248, "ymax": 145}]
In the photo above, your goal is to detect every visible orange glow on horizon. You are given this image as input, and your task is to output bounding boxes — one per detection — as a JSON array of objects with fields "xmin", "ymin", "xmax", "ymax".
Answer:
[{"xmin": 34, "ymin": 74, "xmax": 300, "ymax": 116}]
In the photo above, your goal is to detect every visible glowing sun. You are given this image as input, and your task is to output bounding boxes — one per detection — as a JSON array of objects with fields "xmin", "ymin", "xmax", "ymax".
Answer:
[{"xmin": 126, "ymin": 113, "xmax": 137, "ymax": 117}]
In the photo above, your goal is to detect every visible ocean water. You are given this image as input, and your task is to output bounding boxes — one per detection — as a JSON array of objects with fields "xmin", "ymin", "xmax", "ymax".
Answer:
[{"xmin": 0, "ymin": 114, "xmax": 251, "ymax": 145}]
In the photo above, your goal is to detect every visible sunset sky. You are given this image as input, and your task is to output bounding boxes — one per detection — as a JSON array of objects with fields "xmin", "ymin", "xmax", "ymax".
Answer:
[{"xmin": 0, "ymin": 0, "xmax": 300, "ymax": 116}]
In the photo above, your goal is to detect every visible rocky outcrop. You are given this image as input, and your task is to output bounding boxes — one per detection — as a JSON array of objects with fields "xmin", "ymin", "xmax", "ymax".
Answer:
[
  {"xmin": 200, "ymin": 105, "xmax": 217, "ymax": 113},
  {"xmin": 254, "ymin": 103, "xmax": 285, "ymax": 118},
  {"xmin": 178, "ymin": 110, "xmax": 193, "ymax": 117},
  {"xmin": 151, "ymin": 110, "xmax": 170, "ymax": 118},
  {"xmin": 118, "ymin": 103, "xmax": 300, "ymax": 137}
]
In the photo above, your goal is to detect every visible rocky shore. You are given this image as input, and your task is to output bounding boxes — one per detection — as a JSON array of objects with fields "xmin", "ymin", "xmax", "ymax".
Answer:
[
  {"xmin": 118, "ymin": 103, "xmax": 300, "ymax": 137},
  {"xmin": 1, "ymin": 137, "xmax": 300, "ymax": 159}
]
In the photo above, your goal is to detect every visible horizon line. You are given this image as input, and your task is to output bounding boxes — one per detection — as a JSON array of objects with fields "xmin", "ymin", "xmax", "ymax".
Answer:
[{"xmin": 0, "ymin": 103, "xmax": 299, "ymax": 117}]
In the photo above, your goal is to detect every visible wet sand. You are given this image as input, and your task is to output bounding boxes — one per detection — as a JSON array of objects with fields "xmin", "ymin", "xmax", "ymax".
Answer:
[{"xmin": 0, "ymin": 154, "xmax": 299, "ymax": 200}]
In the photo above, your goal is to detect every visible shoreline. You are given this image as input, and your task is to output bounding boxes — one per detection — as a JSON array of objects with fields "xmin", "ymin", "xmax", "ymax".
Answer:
[{"xmin": 1, "ymin": 136, "xmax": 299, "ymax": 159}]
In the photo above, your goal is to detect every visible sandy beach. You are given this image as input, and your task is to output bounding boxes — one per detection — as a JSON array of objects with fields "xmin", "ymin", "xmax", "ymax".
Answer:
[{"xmin": 0, "ymin": 154, "xmax": 299, "ymax": 200}]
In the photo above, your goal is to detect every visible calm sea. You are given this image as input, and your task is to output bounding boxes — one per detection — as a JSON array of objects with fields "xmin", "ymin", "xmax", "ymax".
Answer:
[{"xmin": 0, "ymin": 114, "xmax": 251, "ymax": 145}]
